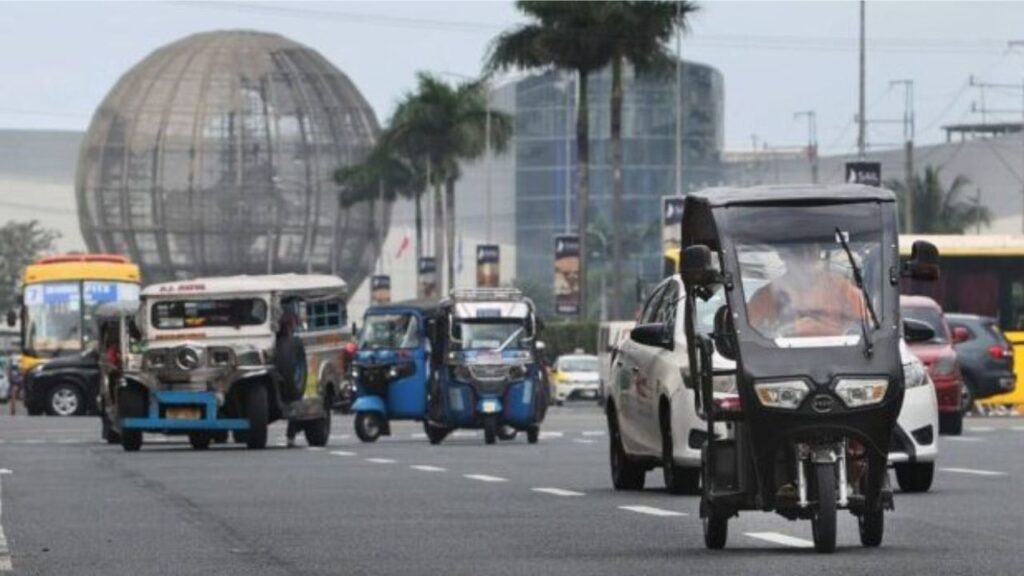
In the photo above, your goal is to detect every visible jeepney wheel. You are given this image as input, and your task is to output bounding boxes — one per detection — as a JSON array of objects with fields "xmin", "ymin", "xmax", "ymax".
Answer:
[
  {"xmin": 811, "ymin": 462, "xmax": 838, "ymax": 553},
  {"xmin": 424, "ymin": 421, "xmax": 450, "ymax": 445},
  {"xmin": 858, "ymin": 508, "xmax": 884, "ymax": 548},
  {"xmin": 275, "ymin": 336, "xmax": 308, "ymax": 402},
  {"xmin": 243, "ymin": 385, "xmax": 269, "ymax": 449},
  {"xmin": 497, "ymin": 425, "xmax": 518, "ymax": 441},
  {"xmin": 211, "ymin": 430, "xmax": 229, "ymax": 444},
  {"xmin": 527, "ymin": 426, "xmax": 540, "ymax": 444},
  {"xmin": 355, "ymin": 412, "xmax": 383, "ymax": 443},
  {"xmin": 189, "ymin": 432, "xmax": 212, "ymax": 450},
  {"xmin": 703, "ymin": 510, "xmax": 729, "ymax": 550},
  {"xmin": 483, "ymin": 415, "xmax": 498, "ymax": 445},
  {"xmin": 232, "ymin": 430, "xmax": 249, "ymax": 444},
  {"xmin": 117, "ymin": 387, "xmax": 145, "ymax": 452}
]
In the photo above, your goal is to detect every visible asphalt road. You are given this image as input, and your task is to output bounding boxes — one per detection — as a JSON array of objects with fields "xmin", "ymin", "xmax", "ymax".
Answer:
[{"xmin": 0, "ymin": 404, "xmax": 1022, "ymax": 576}]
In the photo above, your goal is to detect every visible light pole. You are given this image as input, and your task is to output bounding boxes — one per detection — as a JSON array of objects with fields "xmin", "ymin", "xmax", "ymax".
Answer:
[
  {"xmin": 1006, "ymin": 41, "xmax": 1024, "ymax": 232},
  {"xmin": 794, "ymin": 110, "xmax": 818, "ymax": 184},
  {"xmin": 890, "ymin": 79, "xmax": 915, "ymax": 233}
]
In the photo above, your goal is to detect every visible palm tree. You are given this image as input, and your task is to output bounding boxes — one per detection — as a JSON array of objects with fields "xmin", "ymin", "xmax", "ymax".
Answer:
[
  {"xmin": 885, "ymin": 165, "xmax": 991, "ymax": 234},
  {"xmin": 388, "ymin": 73, "xmax": 512, "ymax": 291},
  {"xmin": 487, "ymin": 1, "xmax": 617, "ymax": 320},
  {"xmin": 604, "ymin": 1, "xmax": 697, "ymax": 319}
]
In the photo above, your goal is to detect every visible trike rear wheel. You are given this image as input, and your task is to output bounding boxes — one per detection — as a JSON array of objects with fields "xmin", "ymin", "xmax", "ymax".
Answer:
[
  {"xmin": 355, "ymin": 412, "xmax": 383, "ymax": 443},
  {"xmin": 858, "ymin": 508, "xmax": 884, "ymax": 548},
  {"xmin": 703, "ymin": 511, "xmax": 729, "ymax": 550}
]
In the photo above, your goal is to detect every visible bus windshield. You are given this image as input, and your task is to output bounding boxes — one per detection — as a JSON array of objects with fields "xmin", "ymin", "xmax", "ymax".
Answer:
[{"xmin": 23, "ymin": 281, "xmax": 140, "ymax": 357}]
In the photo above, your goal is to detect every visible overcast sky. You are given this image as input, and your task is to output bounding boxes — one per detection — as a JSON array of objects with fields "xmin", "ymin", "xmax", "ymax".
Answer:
[{"xmin": 3, "ymin": 1, "xmax": 1024, "ymax": 154}]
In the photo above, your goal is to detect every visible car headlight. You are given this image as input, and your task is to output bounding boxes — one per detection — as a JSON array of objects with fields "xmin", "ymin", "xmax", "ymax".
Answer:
[
  {"xmin": 833, "ymin": 378, "xmax": 889, "ymax": 408},
  {"xmin": 754, "ymin": 380, "xmax": 810, "ymax": 409},
  {"xmin": 903, "ymin": 359, "xmax": 929, "ymax": 389}
]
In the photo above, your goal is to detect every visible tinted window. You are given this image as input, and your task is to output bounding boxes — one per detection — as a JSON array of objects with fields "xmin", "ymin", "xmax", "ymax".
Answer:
[
  {"xmin": 152, "ymin": 299, "xmax": 268, "ymax": 329},
  {"xmin": 902, "ymin": 306, "xmax": 950, "ymax": 343},
  {"xmin": 305, "ymin": 301, "xmax": 345, "ymax": 332},
  {"xmin": 640, "ymin": 284, "xmax": 667, "ymax": 324}
]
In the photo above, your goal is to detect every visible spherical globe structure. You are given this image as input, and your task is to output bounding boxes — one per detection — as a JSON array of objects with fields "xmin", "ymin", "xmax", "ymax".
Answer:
[{"xmin": 75, "ymin": 30, "xmax": 384, "ymax": 284}]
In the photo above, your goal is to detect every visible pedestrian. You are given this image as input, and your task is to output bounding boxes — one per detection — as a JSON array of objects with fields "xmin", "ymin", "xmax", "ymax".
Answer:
[{"xmin": 8, "ymin": 360, "xmax": 22, "ymax": 416}]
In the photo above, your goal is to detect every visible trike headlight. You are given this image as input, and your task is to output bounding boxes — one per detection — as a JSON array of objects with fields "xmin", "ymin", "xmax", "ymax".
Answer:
[
  {"xmin": 833, "ymin": 378, "xmax": 888, "ymax": 407},
  {"xmin": 754, "ymin": 379, "xmax": 810, "ymax": 409}
]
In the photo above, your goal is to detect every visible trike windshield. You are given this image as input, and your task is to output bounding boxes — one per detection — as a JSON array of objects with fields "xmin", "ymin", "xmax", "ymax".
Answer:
[
  {"xmin": 358, "ymin": 313, "xmax": 420, "ymax": 350},
  {"xmin": 454, "ymin": 319, "xmax": 529, "ymax": 351},
  {"xmin": 729, "ymin": 202, "xmax": 884, "ymax": 348}
]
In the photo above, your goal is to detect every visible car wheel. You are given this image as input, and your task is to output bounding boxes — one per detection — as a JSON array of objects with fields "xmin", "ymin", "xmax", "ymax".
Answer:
[
  {"xmin": 47, "ymin": 383, "xmax": 84, "ymax": 417},
  {"xmin": 661, "ymin": 412, "xmax": 700, "ymax": 495},
  {"xmin": 243, "ymin": 385, "xmax": 269, "ymax": 449},
  {"xmin": 211, "ymin": 430, "xmax": 229, "ymax": 444},
  {"xmin": 939, "ymin": 411, "xmax": 963, "ymax": 435},
  {"xmin": 895, "ymin": 462, "xmax": 934, "ymax": 493},
  {"xmin": 354, "ymin": 412, "xmax": 383, "ymax": 443},
  {"xmin": 608, "ymin": 409, "xmax": 645, "ymax": 490},
  {"xmin": 961, "ymin": 385, "xmax": 975, "ymax": 415}
]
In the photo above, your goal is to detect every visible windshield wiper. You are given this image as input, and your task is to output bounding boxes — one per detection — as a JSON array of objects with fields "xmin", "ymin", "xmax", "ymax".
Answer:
[
  {"xmin": 835, "ymin": 227, "xmax": 879, "ymax": 357},
  {"xmin": 496, "ymin": 327, "xmax": 525, "ymax": 352}
]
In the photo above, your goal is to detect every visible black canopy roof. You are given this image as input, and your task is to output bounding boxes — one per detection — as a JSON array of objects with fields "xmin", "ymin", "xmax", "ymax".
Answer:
[{"xmin": 687, "ymin": 184, "xmax": 895, "ymax": 208}]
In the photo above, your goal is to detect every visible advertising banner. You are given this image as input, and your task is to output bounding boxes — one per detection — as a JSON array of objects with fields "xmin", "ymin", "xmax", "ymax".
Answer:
[
  {"xmin": 845, "ymin": 161, "xmax": 882, "ymax": 187},
  {"xmin": 554, "ymin": 234, "xmax": 581, "ymax": 316},
  {"xmin": 417, "ymin": 257, "xmax": 437, "ymax": 299},
  {"xmin": 662, "ymin": 196, "xmax": 686, "ymax": 254},
  {"xmin": 476, "ymin": 244, "xmax": 500, "ymax": 288},
  {"xmin": 370, "ymin": 275, "xmax": 391, "ymax": 305}
]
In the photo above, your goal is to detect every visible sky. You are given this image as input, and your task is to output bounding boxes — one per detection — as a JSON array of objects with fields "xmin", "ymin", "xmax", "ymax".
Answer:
[{"xmin": 3, "ymin": 0, "xmax": 1024, "ymax": 154}]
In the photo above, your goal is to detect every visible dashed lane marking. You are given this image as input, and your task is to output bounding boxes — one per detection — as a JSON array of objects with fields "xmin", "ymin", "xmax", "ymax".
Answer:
[
  {"xmin": 365, "ymin": 458, "xmax": 396, "ymax": 464},
  {"xmin": 306, "ymin": 447, "xmax": 325, "ymax": 452},
  {"xmin": 411, "ymin": 433, "xmax": 427, "ymax": 439},
  {"xmin": 967, "ymin": 426, "xmax": 995, "ymax": 432},
  {"xmin": 464, "ymin": 474, "xmax": 508, "ymax": 483},
  {"xmin": 1011, "ymin": 426, "xmax": 1024, "ymax": 432},
  {"xmin": 330, "ymin": 450, "xmax": 357, "ymax": 457},
  {"xmin": 745, "ymin": 532, "xmax": 814, "ymax": 548},
  {"xmin": 581, "ymin": 431, "xmax": 605, "ymax": 437},
  {"xmin": 942, "ymin": 437, "xmax": 982, "ymax": 442},
  {"xmin": 539, "ymin": 431, "xmax": 564, "ymax": 439},
  {"xmin": 940, "ymin": 467, "xmax": 1007, "ymax": 477},
  {"xmin": 0, "ymin": 472, "xmax": 12, "ymax": 571},
  {"xmin": 410, "ymin": 465, "xmax": 446, "ymax": 472},
  {"xmin": 531, "ymin": 487, "xmax": 585, "ymax": 497},
  {"xmin": 572, "ymin": 439, "xmax": 595, "ymax": 444},
  {"xmin": 618, "ymin": 505, "xmax": 687, "ymax": 517}
]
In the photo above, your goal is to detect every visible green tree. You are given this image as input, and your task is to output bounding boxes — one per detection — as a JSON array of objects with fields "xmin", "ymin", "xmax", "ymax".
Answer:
[
  {"xmin": 885, "ymin": 165, "xmax": 991, "ymax": 234},
  {"xmin": 487, "ymin": 1, "xmax": 616, "ymax": 320},
  {"xmin": 0, "ymin": 220, "xmax": 60, "ymax": 312}
]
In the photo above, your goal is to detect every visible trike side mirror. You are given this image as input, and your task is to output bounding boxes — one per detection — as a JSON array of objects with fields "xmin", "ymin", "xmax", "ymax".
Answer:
[
  {"xmin": 680, "ymin": 244, "xmax": 721, "ymax": 289},
  {"xmin": 902, "ymin": 240, "xmax": 940, "ymax": 281},
  {"xmin": 903, "ymin": 318, "xmax": 936, "ymax": 344},
  {"xmin": 630, "ymin": 323, "xmax": 672, "ymax": 350}
]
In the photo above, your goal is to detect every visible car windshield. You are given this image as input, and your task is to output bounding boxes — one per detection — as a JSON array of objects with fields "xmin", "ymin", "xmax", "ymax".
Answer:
[
  {"xmin": 559, "ymin": 357, "xmax": 598, "ymax": 372},
  {"xmin": 23, "ymin": 281, "xmax": 139, "ymax": 357},
  {"xmin": 151, "ymin": 298, "xmax": 268, "ymax": 329},
  {"xmin": 358, "ymin": 313, "xmax": 420, "ymax": 349},
  {"xmin": 455, "ymin": 319, "xmax": 528, "ymax": 350},
  {"xmin": 902, "ymin": 306, "xmax": 950, "ymax": 343},
  {"xmin": 728, "ymin": 203, "xmax": 884, "ymax": 348}
]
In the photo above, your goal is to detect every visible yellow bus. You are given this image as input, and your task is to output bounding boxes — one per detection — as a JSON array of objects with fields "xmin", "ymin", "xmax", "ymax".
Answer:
[
  {"xmin": 900, "ymin": 235, "xmax": 1024, "ymax": 408},
  {"xmin": 17, "ymin": 254, "xmax": 141, "ymax": 372}
]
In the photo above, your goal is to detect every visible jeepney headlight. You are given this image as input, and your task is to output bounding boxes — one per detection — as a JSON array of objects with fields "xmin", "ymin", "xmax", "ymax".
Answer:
[
  {"xmin": 350, "ymin": 366, "xmax": 361, "ymax": 379},
  {"xmin": 903, "ymin": 359, "xmax": 928, "ymax": 389},
  {"xmin": 145, "ymin": 350, "xmax": 167, "ymax": 369},
  {"xmin": 208, "ymin": 347, "xmax": 235, "ymax": 367},
  {"xmin": 235, "ymin": 349, "xmax": 262, "ymax": 366},
  {"xmin": 754, "ymin": 380, "xmax": 810, "ymax": 409},
  {"xmin": 834, "ymin": 378, "xmax": 888, "ymax": 408}
]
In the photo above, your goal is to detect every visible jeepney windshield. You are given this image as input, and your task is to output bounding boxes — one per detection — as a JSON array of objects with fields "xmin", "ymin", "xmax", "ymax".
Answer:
[
  {"xmin": 23, "ymin": 281, "xmax": 140, "ymax": 358},
  {"xmin": 454, "ymin": 318, "xmax": 529, "ymax": 350},
  {"xmin": 730, "ymin": 202, "xmax": 884, "ymax": 348},
  {"xmin": 150, "ymin": 298, "xmax": 268, "ymax": 330},
  {"xmin": 358, "ymin": 313, "xmax": 420, "ymax": 349}
]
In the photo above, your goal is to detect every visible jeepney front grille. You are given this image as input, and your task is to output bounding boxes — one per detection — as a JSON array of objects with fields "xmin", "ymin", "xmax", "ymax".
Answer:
[{"xmin": 468, "ymin": 364, "xmax": 509, "ymax": 382}]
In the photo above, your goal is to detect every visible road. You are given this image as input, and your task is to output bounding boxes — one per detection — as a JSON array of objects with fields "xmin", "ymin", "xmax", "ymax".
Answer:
[{"xmin": 0, "ymin": 405, "xmax": 1021, "ymax": 575}]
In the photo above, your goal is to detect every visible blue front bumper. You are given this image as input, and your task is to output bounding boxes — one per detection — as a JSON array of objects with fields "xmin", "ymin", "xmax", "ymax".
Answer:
[{"xmin": 121, "ymin": 391, "xmax": 250, "ymax": 431}]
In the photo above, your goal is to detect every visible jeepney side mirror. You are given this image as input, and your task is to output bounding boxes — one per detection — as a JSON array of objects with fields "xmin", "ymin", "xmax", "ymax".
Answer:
[
  {"xmin": 449, "ymin": 315, "xmax": 462, "ymax": 343},
  {"xmin": 903, "ymin": 318, "xmax": 936, "ymax": 344},
  {"xmin": 903, "ymin": 240, "xmax": 940, "ymax": 281},
  {"xmin": 5, "ymin": 310, "xmax": 15, "ymax": 328},
  {"xmin": 680, "ymin": 244, "xmax": 722, "ymax": 297},
  {"xmin": 712, "ymin": 305, "xmax": 737, "ymax": 361}
]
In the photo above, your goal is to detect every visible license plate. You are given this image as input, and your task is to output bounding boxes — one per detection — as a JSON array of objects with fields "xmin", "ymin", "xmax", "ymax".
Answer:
[
  {"xmin": 166, "ymin": 407, "xmax": 201, "ymax": 420},
  {"xmin": 482, "ymin": 400, "xmax": 498, "ymax": 414}
]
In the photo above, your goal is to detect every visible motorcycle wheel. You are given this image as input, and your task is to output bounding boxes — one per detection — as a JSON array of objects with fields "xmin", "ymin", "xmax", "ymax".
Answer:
[{"xmin": 811, "ymin": 462, "xmax": 838, "ymax": 553}]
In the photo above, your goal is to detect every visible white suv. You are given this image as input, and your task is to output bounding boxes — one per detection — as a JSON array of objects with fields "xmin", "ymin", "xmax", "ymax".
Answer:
[{"xmin": 605, "ymin": 275, "xmax": 939, "ymax": 494}]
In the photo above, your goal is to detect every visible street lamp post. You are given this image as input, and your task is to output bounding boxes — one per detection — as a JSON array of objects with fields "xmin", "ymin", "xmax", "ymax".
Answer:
[{"xmin": 793, "ymin": 110, "xmax": 818, "ymax": 184}]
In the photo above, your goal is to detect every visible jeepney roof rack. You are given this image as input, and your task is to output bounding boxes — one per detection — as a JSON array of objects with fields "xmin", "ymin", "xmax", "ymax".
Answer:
[{"xmin": 448, "ymin": 287, "xmax": 526, "ymax": 302}]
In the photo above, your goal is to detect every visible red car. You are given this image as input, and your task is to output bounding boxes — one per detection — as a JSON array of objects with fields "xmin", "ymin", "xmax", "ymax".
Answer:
[{"xmin": 901, "ymin": 295, "xmax": 965, "ymax": 435}]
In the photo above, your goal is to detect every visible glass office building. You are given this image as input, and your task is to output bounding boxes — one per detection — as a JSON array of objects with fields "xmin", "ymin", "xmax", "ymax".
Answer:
[
  {"xmin": 510, "ymin": 61, "xmax": 724, "ymax": 314},
  {"xmin": 76, "ymin": 31, "xmax": 382, "ymax": 284}
]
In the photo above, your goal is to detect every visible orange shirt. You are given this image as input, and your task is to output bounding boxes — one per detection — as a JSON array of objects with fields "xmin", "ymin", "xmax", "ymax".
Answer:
[{"xmin": 747, "ymin": 271, "xmax": 866, "ymax": 337}]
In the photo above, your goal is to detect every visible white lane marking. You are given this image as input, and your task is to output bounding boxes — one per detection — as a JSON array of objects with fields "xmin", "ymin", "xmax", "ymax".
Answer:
[
  {"xmin": 943, "ymin": 437, "xmax": 982, "ymax": 443},
  {"xmin": 618, "ymin": 505, "xmax": 687, "ymax": 517},
  {"xmin": 0, "ymin": 441, "xmax": 6, "ymax": 445},
  {"xmin": 745, "ymin": 532, "xmax": 814, "ymax": 548},
  {"xmin": 539, "ymin": 431, "xmax": 564, "ymax": 439},
  {"xmin": 365, "ymin": 458, "xmax": 396, "ymax": 464},
  {"xmin": 532, "ymin": 487, "xmax": 585, "ymax": 497},
  {"xmin": 21, "ymin": 440, "xmax": 44, "ymax": 445},
  {"xmin": 0, "ymin": 474, "xmax": 12, "ymax": 571},
  {"xmin": 572, "ymin": 438, "xmax": 595, "ymax": 444},
  {"xmin": 330, "ymin": 450, "xmax": 357, "ymax": 457},
  {"xmin": 0, "ymin": 470, "xmax": 10, "ymax": 476},
  {"xmin": 464, "ymin": 474, "xmax": 508, "ymax": 483},
  {"xmin": 411, "ymin": 433, "xmax": 427, "ymax": 439},
  {"xmin": 306, "ymin": 447, "xmax": 325, "ymax": 452},
  {"xmin": 55, "ymin": 439, "xmax": 85, "ymax": 444},
  {"xmin": 1011, "ymin": 426, "xmax": 1024, "ymax": 432},
  {"xmin": 940, "ymin": 467, "xmax": 1007, "ymax": 477},
  {"xmin": 410, "ymin": 465, "xmax": 446, "ymax": 472},
  {"xmin": 581, "ymin": 430, "xmax": 606, "ymax": 437},
  {"xmin": 453, "ymin": 431, "xmax": 479, "ymax": 438},
  {"xmin": 329, "ymin": 434, "xmax": 351, "ymax": 440},
  {"xmin": 967, "ymin": 426, "xmax": 994, "ymax": 432}
]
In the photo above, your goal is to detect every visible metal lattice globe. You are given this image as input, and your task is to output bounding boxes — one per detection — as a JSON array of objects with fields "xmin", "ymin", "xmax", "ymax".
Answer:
[{"xmin": 75, "ymin": 30, "xmax": 384, "ymax": 285}]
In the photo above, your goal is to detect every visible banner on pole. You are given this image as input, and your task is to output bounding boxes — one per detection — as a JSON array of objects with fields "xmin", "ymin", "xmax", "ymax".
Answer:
[
  {"xmin": 417, "ymin": 257, "xmax": 437, "ymax": 299},
  {"xmin": 845, "ymin": 161, "xmax": 882, "ymax": 187},
  {"xmin": 554, "ymin": 234, "xmax": 581, "ymax": 316},
  {"xmin": 662, "ymin": 196, "xmax": 686, "ymax": 254},
  {"xmin": 476, "ymin": 244, "xmax": 500, "ymax": 288},
  {"xmin": 371, "ymin": 275, "xmax": 391, "ymax": 304}
]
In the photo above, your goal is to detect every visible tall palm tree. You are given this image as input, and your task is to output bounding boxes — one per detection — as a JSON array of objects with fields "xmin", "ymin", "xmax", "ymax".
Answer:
[
  {"xmin": 487, "ymin": 1, "xmax": 616, "ymax": 320},
  {"xmin": 388, "ymin": 73, "xmax": 512, "ymax": 291},
  {"xmin": 886, "ymin": 165, "xmax": 991, "ymax": 234},
  {"xmin": 604, "ymin": 1, "xmax": 697, "ymax": 319}
]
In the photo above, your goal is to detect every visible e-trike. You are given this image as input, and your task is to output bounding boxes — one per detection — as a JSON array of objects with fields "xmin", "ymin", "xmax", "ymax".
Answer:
[{"xmin": 676, "ymin": 184, "xmax": 938, "ymax": 552}]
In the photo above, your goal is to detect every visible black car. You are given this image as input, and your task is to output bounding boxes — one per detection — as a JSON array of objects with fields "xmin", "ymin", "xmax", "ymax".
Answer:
[
  {"xmin": 23, "ymin": 351, "xmax": 101, "ymax": 416},
  {"xmin": 945, "ymin": 313, "xmax": 1016, "ymax": 403}
]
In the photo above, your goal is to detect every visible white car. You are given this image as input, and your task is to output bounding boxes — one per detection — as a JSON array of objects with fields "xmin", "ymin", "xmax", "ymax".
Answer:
[
  {"xmin": 551, "ymin": 354, "xmax": 600, "ymax": 405},
  {"xmin": 605, "ymin": 275, "xmax": 940, "ymax": 495}
]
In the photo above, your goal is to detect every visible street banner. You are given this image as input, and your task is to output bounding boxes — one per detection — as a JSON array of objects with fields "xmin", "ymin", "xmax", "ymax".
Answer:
[
  {"xmin": 417, "ymin": 257, "xmax": 437, "ymax": 299},
  {"xmin": 476, "ymin": 244, "xmax": 500, "ymax": 288},
  {"xmin": 845, "ymin": 161, "xmax": 882, "ymax": 187},
  {"xmin": 662, "ymin": 196, "xmax": 686, "ymax": 254},
  {"xmin": 554, "ymin": 234, "xmax": 581, "ymax": 316},
  {"xmin": 371, "ymin": 275, "xmax": 391, "ymax": 304}
]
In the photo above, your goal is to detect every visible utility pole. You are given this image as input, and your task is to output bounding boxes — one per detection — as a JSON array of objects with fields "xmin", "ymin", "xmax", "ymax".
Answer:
[
  {"xmin": 968, "ymin": 70, "xmax": 1024, "ymax": 232},
  {"xmin": 974, "ymin": 188, "xmax": 983, "ymax": 235},
  {"xmin": 674, "ymin": 0, "xmax": 684, "ymax": 196},
  {"xmin": 794, "ymin": 110, "xmax": 818, "ymax": 183},
  {"xmin": 891, "ymin": 79, "xmax": 915, "ymax": 233},
  {"xmin": 857, "ymin": 0, "xmax": 867, "ymax": 158}
]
